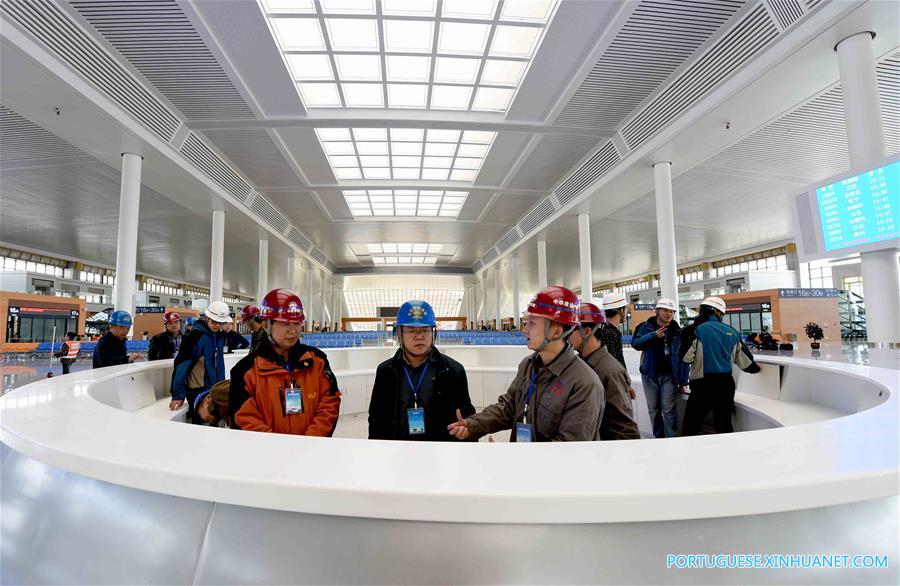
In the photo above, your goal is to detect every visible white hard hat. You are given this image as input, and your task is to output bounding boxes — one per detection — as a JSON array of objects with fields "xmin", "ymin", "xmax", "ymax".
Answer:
[
  {"xmin": 205, "ymin": 300, "xmax": 232, "ymax": 323},
  {"xmin": 602, "ymin": 292, "xmax": 628, "ymax": 310},
  {"xmin": 656, "ymin": 298, "xmax": 677, "ymax": 311},
  {"xmin": 700, "ymin": 296, "xmax": 727, "ymax": 313}
]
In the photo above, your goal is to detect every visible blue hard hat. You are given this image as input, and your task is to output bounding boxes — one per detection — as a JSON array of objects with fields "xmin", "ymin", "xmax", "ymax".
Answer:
[
  {"xmin": 109, "ymin": 310, "xmax": 132, "ymax": 327},
  {"xmin": 185, "ymin": 317, "xmax": 196, "ymax": 326},
  {"xmin": 396, "ymin": 300, "xmax": 436, "ymax": 327}
]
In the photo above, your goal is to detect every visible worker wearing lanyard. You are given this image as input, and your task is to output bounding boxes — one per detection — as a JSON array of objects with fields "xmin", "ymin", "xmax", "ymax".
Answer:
[
  {"xmin": 448, "ymin": 286, "xmax": 603, "ymax": 442},
  {"xmin": 368, "ymin": 300, "xmax": 476, "ymax": 441}
]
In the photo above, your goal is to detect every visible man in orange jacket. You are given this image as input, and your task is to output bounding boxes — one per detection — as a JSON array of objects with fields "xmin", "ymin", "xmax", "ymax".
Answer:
[{"xmin": 229, "ymin": 288, "xmax": 341, "ymax": 435}]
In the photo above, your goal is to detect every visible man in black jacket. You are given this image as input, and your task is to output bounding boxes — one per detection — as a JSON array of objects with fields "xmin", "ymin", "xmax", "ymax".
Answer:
[
  {"xmin": 368, "ymin": 300, "xmax": 475, "ymax": 441},
  {"xmin": 93, "ymin": 310, "xmax": 141, "ymax": 369},
  {"xmin": 147, "ymin": 311, "xmax": 182, "ymax": 361}
]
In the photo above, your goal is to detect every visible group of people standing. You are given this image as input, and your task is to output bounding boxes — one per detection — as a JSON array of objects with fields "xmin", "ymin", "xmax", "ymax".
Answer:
[{"xmin": 86, "ymin": 282, "xmax": 759, "ymax": 441}]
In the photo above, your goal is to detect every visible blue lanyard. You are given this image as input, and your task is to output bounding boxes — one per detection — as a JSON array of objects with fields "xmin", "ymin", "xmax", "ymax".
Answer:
[
  {"xmin": 403, "ymin": 362, "xmax": 430, "ymax": 408},
  {"xmin": 285, "ymin": 363, "xmax": 295, "ymax": 389},
  {"xmin": 522, "ymin": 371, "xmax": 540, "ymax": 422}
]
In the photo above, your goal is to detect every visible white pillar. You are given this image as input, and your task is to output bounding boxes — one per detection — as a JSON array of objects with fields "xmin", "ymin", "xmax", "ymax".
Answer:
[
  {"xmin": 511, "ymin": 257, "xmax": 520, "ymax": 328},
  {"xmin": 577, "ymin": 213, "xmax": 592, "ymax": 301},
  {"xmin": 305, "ymin": 267, "xmax": 314, "ymax": 330},
  {"xmin": 495, "ymin": 265, "xmax": 502, "ymax": 328},
  {"xmin": 537, "ymin": 238, "xmax": 548, "ymax": 289},
  {"xmin": 836, "ymin": 32, "xmax": 899, "ymax": 345},
  {"xmin": 209, "ymin": 209, "xmax": 225, "ymax": 301},
  {"xmin": 113, "ymin": 153, "xmax": 142, "ymax": 315},
  {"xmin": 257, "ymin": 240, "xmax": 268, "ymax": 302},
  {"xmin": 320, "ymin": 269, "xmax": 327, "ymax": 324},
  {"xmin": 653, "ymin": 161, "xmax": 679, "ymax": 314},
  {"xmin": 479, "ymin": 276, "xmax": 486, "ymax": 324},
  {"xmin": 836, "ymin": 32, "xmax": 885, "ymax": 169}
]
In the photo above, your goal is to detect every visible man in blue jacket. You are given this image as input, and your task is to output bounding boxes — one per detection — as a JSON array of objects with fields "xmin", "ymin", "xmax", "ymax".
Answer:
[
  {"xmin": 631, "ymin": 298, "xmax": 689, "ymax": 438},
  {"xmin": 681, "ymin": 296, "xmax": 760, "ymax": 435},
  {"xmin": 169, "ymin": 301, "xmax": 230, "ymax": 419}
]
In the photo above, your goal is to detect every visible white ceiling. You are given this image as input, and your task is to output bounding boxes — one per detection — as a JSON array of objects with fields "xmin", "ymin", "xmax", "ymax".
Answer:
[{"xmin": 0, "ymin": 0, "xmax": 898, "ymax": 299}]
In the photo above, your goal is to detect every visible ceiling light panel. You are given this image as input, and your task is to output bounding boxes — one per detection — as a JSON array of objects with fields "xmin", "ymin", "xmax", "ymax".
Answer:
[
  {"xmin": 262, "ymin": 0, "xmax": 559, "ymax": 112},
  {"xmin": 318, "ymin": 127, "xmax": 496, "ymax": 189},
  {"xmin": 342, "ymin": 190, "xmax": 469, "ymax": 218}
]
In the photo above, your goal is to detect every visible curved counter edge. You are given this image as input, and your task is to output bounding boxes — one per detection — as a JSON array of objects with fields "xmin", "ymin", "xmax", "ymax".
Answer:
[{"xmin": 1, "ymin": 351, "xmax": 898, "ymax": 525}]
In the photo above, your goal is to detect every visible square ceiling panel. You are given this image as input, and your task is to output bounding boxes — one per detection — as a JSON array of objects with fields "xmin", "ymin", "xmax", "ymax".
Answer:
[
  {"xmin": 316, "ymin": 127, "xmax": 496, "ymax": 184},
  {"xmin": 342, "ymin": 189, "xmax": 467, "ymax": 218},
  {"xmin": 260, "ymin": 0, "xmax": 559, "ymax": 112}
]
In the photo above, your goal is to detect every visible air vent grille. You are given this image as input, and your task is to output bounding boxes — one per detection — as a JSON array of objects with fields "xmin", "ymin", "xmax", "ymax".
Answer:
[
  {"xmin": 287, "ymin": 227, "xmax": 312, "ymax": 252},
  {"xmin": 508, "ymin": 135, "xmax": 601, "ymax": 191},
  {"xmin": 0, "ymin": 0, "xmax": 180, "ymax": 142},
  {"xmin": 202, "ymin": 129, "xmax": 304, "ymax": 188},
  {"xmin": 554, "ymin": 0, "xmax": 745, "ymax": 129},
  {"xmin": 621, "ymin": 4, "xmax": 779, "ymax": 150},
  {"xmin": 767, "ymin": 0, "xmax": 804, "ymax": 30},
  {"xmin": 704, "ymin": 51, "xmax": 900, "ymax": 180},
  {"xmin": 480, "ymin": 247, "xmax": 498, "ymax": 266},
  {"xmin": 554, "ymin": 141, "xmax": 621, "ymax": 206},
  {"xmin": 310, "ymin": 248, "xmax": 328, "ymax": 265},
  {"xmin": 518, "ymin": 196, "xmax": 557, "ymax": 235},
  {"xmin": 179, "ymin": 132, "xmax": 252, "ymax": 202},
  {"xmin": 70, "ymin": 0, "xmax": 255, "ymax": 120},
  {"xmin": 0, "ymin": 106, "xmax": 84, "ymax": 161},
  {"xmin": 250, "ymin": 194, "xmax": 289, "ymax": 233},
  {"xmin": 496, "ymin": 228, "xmax": 520, "ymax": 253},
  {"xmin": 472, "ymin": 259, "xmax": 483, "ymax": 271}
]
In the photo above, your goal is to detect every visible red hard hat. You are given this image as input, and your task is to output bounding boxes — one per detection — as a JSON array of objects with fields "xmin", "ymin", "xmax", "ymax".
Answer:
[
  {"xmin": 240, "ymin": 305, "xmax": 261, "ymax": 321},
  {"xmin": 259, "ymin": 288, "xmax": 305, "ymax": 324},
  {"xmin": 578, "ymin": 302, "xmax": 606, "ymax": 325},
  {"xmin": 163, "ymin": 311, "xmax": 181, "ymax": 324},
  {"xmin": 524, "ymin": 286, "xmax": 580, "ymax": 327}
]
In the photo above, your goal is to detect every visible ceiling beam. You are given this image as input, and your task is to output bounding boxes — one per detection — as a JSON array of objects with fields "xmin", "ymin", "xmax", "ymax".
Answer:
[{"xmin": 188, "ymin": 112, "xmax": 614, "ymax": 137}]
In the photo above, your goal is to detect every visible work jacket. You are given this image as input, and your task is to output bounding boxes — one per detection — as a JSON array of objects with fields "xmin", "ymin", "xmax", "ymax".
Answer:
[
  {"xmin": 682, "ymin": 316, "xmax": 760, "ymax": 380},
  {"xmin": 170, "ymin": 320, "xmax": 225, "ymax": 401},
  {"xmin": 368, "ymin": 346, "xmax": 475, "ymax": 441},
  {"xmin": 632, "ymin": 316, "xmax": 690, "ymax": 385},
  {"xmin": 92, "ymin": 332, "xmax": 128, "ymax": 369},
  {"xmin": 581, "ymin": 345, "xmax": 641, "ymax": 440},
  {"xmin": 148, "ymin": 330, "xmax": 180, "ymax": 361},
  {"xmin": 466, "ymin": 344, "xmax": 602, "ymax": 442},
  {"xmin": 230, "ymin": 338, "xmax": 341, "ymax": 436}
]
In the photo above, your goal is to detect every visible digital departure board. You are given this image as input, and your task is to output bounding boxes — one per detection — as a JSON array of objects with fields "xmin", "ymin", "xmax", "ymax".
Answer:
[
  {"xmin": 792, "ymin": 156, "xmax": 900, "ymax": 262},
  {"xmin": 815, "ymin": 160, "xmax": 899, "ymax": 252}
]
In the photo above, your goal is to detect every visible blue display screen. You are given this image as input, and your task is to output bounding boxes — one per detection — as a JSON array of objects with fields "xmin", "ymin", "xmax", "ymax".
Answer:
[{"xmin": 816, "ymin": 160, "xmax": 899, "ymax": 252}]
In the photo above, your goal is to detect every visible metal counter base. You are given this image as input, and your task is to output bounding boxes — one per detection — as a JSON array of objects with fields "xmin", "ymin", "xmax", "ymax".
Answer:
[{"xmin": 3, "ymin": 445, "xmax": 896, "ymax": 586}]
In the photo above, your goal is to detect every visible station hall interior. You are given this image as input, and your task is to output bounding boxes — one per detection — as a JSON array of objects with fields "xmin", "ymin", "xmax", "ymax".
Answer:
[{"xmin": 1, "ymin": 0, "xmax": 899, "ymax": 585}]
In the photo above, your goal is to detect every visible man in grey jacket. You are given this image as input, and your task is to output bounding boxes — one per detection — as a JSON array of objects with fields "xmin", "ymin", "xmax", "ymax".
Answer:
[
  {"xmin": 448, "ymin": 286, "xmax": 602, "ymax": 442},
  {"xmin": 569, "ymin": 301, "xmax": 641, "ymax": 440}
]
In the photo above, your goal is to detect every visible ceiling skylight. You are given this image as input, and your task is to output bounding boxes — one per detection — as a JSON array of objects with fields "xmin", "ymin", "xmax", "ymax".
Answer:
[
  {"xmin": 342, "ymin": 189, "xmax": 467, "ymax": 218},
  {"xmin": 261, "ymin": 0, "xmax": 559, "ymax": 112},
  {"xmin": 366, "ymin": 242, "xmax": 443, "ymax": 264},
  {"xmin": 317, "ymin": 127, "xmax": 496, "ymax": 184}
]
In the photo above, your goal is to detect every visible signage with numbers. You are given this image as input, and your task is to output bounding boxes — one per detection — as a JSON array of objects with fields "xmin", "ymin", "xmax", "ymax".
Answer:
[
  {"xmin": 816, "ymin": 160, "xmax": 898, "ymax": 252},
  {"xmin": 793, "ymin": 156, "xmax": 900, "ymax": 261},
  {"xmin": 135, "ymin": 306, "xmax": 166, "ymax": 314}
]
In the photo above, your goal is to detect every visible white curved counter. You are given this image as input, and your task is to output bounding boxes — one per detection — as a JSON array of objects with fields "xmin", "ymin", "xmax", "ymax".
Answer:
[
  {"xmin": 2, "ymin": 346, "xmax": 898, "ymax": 585},
  {"xmin": 1, "ymin": 346, "xmax": 897, "ymax": 523}
]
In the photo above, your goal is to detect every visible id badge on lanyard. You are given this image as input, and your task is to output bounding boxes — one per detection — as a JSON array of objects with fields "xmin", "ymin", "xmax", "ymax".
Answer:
[
  {"xmin": 517, "ymin": 371, "xmax": 539, "ymax": 443},
  {"xmin": 283, "ymin": 366, "xmax": 304, "ymax": 415},
  {"xmin": 404, "ymin": 362, "xmax": 430, "ymax": 436}
]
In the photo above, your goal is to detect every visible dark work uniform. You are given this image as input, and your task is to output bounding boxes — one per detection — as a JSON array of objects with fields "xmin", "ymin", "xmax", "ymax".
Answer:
[
  {"xmin": 92, "ymin": 332, "xmax": 129, "ymax": 369},
  {"xmin": 147, "ymin": 331, "xmax": 181, "ymax": 361},
  {"xmin": 368, "ymin": 347, "xmax": 475, "ymax": 441},
  {"xmin": 250, "ymin": 327, "xmax": 267, "ymax": 353},
  {"xmin": 223, "ymin": 330, "xmax": 249, "ymax": 353}
]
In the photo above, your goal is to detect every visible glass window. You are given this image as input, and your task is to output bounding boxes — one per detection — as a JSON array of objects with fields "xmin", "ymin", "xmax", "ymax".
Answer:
[
  {"xmin": 762, "ymin": 312, "xmax": 773, "ymax": 332},
  {"xmin": 750, "ymin": 312, "xmax": 762, "ymax": 332},
  {"xmin": 739, "ymin": 313, "xmax": 751, "ymax": 333}
]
